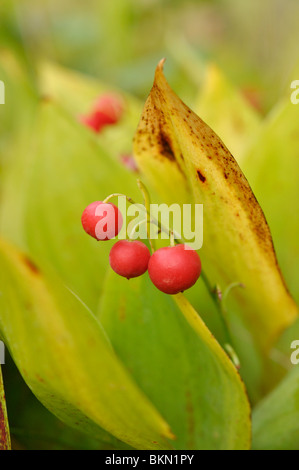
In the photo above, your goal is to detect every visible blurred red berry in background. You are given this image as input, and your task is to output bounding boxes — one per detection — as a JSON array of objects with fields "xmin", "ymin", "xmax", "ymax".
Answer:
[{"xmin": 80, "ymin": 94, "xmax": 124, "ymax": 133}]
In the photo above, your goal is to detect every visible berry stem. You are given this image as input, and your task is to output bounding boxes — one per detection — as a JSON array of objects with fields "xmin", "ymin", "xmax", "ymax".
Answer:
[
  {"xmin": 169, "ymin": 231, "xmax": 175, "ymax": 247},
  {"xmin": 103, "ymin": 193, "xmax": 135, "ymax": 205},
  {"xmin": 128, "ymin": 219, "xmax": 148, "ymax": 240},
  {"xmin": 137, "ymin": 179, "xmax": 155, "ymax": 253}
]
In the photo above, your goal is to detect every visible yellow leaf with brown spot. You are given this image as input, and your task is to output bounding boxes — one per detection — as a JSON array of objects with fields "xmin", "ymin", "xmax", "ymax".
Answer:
[{"xmin": 133, "ymin": 60, "xmax": 298, "ymax": 396}]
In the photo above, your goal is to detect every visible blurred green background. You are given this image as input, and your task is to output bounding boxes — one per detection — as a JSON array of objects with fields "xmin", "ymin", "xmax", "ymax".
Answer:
[{"xmin": 1, "ymin": 0, "xmax": 299, "ymax": 108}]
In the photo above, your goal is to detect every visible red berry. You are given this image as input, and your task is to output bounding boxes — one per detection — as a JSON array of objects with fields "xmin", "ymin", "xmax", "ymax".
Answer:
[
  {"xmin": 109, "ymin": 240, "xmax": 151, "ymax": 279},
  {"xmin": 93, "ymin": 94, "xmax": 123, "ymax": 123},
  {"xmin": 81, "ymin": 201, "xmax": 123, "ymax": 240},
  {"xmin": 148, "ymin": 244, "xmax": 201, "ymax": 294},
  {"xmin": 80, "ymin": 111, "xmax": 115, "ymax": 133},
  {"xmin": 80, "ymin": 94, "xmax": 123, "ymax": 133}
]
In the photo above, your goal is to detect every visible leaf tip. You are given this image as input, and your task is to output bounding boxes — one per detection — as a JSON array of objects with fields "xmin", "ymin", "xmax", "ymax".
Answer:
[{"xmin": 156, "ymin": 58, "xmax": 167, "ymax": 75}]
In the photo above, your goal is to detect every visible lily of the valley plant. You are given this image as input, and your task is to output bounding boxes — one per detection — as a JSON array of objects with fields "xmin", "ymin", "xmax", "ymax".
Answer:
[{"xmin": 0, "ymin": 59, "xmax": 298, "ymax": 450}]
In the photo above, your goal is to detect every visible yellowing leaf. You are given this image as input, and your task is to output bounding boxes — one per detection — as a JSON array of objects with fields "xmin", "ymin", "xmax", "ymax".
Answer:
[
  {"xmin": 0, "ymin": 238, "xmax": 174, "ymax": 450},
  {"xmin": 0, "ymin": 366, "xmax": 11, "ymax": 450},
  {"xmin": 133, "ymin": 60, "xmax": 298, "ymax": 396}
]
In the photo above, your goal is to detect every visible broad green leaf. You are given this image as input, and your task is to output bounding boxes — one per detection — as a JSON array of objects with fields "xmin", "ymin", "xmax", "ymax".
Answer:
[
  {"xmin": 133, "ymin": 60, "xmax": 298, "ymax": 398},
  {"xmin": 0, "ymin": 365, "xmax": 11, "ymax": 450},
  {"xmin": 0, "ymin": 51, "xmax": 38, "ymax": 166},
  {"xmin": 195, "ymin": 64, "xmax": 261, "ymax": 163},
  {"xmin": 261, "ymin": 318, "xmax": 299, "ymax": 397},
  {"xmin": 0, "ymin": 238, "xmax": 174, "ymax": 450},
  {"xmin": 4, "ymin": 352, "xmax": 133, "ymax": 450},
  {"xmin": 242, "ymin": 99, "xmax": 299, "ymax": 305},
  {"xmin": 99, "ymin": 270, "xmax": 251, "ymax": 450},
  {"xmin": 252, "ymin": 365, "xmax": 299, "ymax": 450},
  {"xmin": 0, "ymin": 100, "xmax": 140, "ymax": 311},
  {"xmin": 240, "ymin": 99, "xmax": 299, "ymax": 391}
]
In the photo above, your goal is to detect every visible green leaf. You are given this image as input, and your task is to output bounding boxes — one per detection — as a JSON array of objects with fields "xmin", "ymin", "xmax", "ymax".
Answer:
[
  {"xmin": 133, "ymin": 60, "xmax": 298, "ymax": 399},
  {"xmin": 0, "ymin": 52, "xmax": 38, "ymax": 167},
  {"xmin": 252, "ymin": 365, "xmax": 299, "ymax": 450},
  {"xmin": 0, "ymin": 238, "xmax": 174, "ymax": 450},
  {"xmin": 0, "ymin": 365, "xmax": 11, "ymax": 450},
  {"xmin": 99, "ymin": 269, "xmax": 251, "ymax": 450},
  {"xmin": 242, "ymin": 99, "xmax": 299, "ymax": 305},
  {"xmin": 4, "ymin": 352, "xmax": 133, "ymax": 450},
  {"xmin": 0, "ymin": 100, "xmax": 140, "ymax": 311},
  {"xmin": 239, "ymin": 99, "xmax": 299, "ymax": 392},
  {"xmin": 195, "ymin": 64, "xmax": 261, "ymax": 163}
]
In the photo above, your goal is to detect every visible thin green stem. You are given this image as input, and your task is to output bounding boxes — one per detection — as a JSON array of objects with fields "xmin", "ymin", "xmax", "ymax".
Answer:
[
  {"xmin": 209, "ymin": 283, "xmax": 240, "ymax": 368},
  {"xmin": 224, "ymin": 344, "xmax": 240, "ymax": 370},
  {"xmin": 128, "ymin": 219, "xmax": 147, "ymax": 240},
  {"xmin": 103, "ymin": 193, "xmax": 135, "ymax": 205},
  {"xmin": 137, "ymin": 179, "xmax": 155, "ymax": 252},
  {"xmin": 169, "ymin": 231, "xmax": 175, "ymax": 247}
]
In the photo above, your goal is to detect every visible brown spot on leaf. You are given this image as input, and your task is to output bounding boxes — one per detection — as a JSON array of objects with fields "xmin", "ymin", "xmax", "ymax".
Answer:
[
  {"xmin": 197, "ymin": 170, "xmax": 206, "ymax": 183},
  {"xmin": 159, "ymin": 132, "xmax": 175, "ymax": 161},
  {"xmin": 36, "ymin": 374, "xmax": 45, "ymax": 384},
  {"xmin": 22, "ymin": 256, "xmax": 40, "ymax": 275}
]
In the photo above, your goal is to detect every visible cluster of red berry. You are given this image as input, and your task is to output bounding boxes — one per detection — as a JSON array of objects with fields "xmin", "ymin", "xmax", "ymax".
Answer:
[{"xmin": 81, "ymin": 201, "xmax": 201, "ymax": 295}]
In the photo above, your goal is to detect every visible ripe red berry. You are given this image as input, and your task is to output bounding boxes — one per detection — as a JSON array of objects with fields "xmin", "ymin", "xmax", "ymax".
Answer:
[
  {"xmin": 81, "ymin": 201, "xmax": 123, "ymax": 241},
  {"xmin": 80, "ymin": 111, "xmax": 115, "ymax": 132},
  {"xmin": 80, "ymin": 94, "xmax": 123, "ymax": 133},
  {"xmin": 148, "ymin": 244, "xmax": 201, "ymax": 294},
  {"xmin": 93, "ymin": 94, "xmax": 123, "ymax": 123},
  {"xmin": 109, "ymin": 240, "xmax": 151, "ymax": 279}
]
